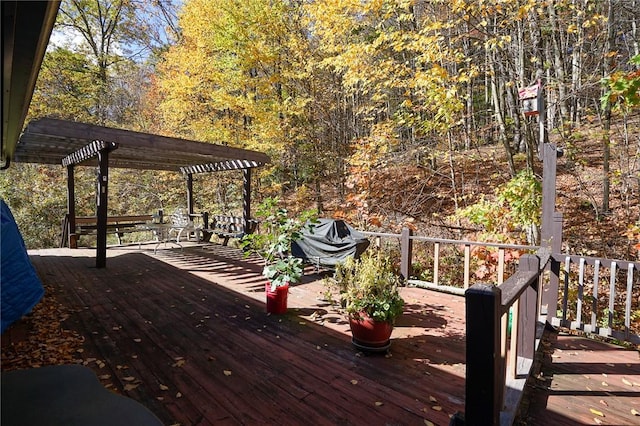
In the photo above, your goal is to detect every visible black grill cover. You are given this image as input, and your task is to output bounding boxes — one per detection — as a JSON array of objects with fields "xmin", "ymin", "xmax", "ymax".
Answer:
[{"xmin": 291, "ymin": 218, "xmax": 370, "ymax": 267}]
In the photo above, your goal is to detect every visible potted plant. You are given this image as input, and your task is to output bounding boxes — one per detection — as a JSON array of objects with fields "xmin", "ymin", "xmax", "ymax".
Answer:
[
  {"xmin": 242, "ymin": 198, "xmax": 316, "ymax": 314},
  {"xmin": 326, "ymin": 251, "xmax": 405, "ymax": 351}
]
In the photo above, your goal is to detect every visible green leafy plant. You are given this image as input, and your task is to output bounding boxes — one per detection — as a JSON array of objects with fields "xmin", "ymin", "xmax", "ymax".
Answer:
[
  {"xmin": 326, "ymin": 251, "xmax": 405, "ymax": 323},
  {"xmin": 242, "ymin": 197, "xmax": 317, "ymax": 291}
]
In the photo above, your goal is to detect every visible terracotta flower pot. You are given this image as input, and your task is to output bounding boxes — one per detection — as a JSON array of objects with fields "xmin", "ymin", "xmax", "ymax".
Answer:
[
  {"xmin": 265, "ymin": 282, "xmax": 289, "ymax": 314},
  {"xmin": 348, "ymin": 312, "xmax": 393, "ymax": 351}
]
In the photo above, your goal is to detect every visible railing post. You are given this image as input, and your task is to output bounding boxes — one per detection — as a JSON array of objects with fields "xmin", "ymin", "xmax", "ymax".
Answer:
[
  {"xmin": 542, "ymin": 212, "xmax": 563, "ymax": 322},
  {"xmin": 465, "ymin": 283, "xmax": 502, "ymax": 425},
  {"xmin": 400, "ymin": 227, "xmax": 413, "ymax": 281}
]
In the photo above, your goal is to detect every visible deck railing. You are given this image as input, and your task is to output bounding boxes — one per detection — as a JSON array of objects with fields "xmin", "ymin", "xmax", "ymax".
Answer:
[
  {"xmin": 360, "ymin": 228, "xmax": 639, "ymax": 425},
  {"xmin": 549, "ymin": 253, "xmax": 640, "ymax": 345},
  {"xmin": 361, "ymin": 229, "xmax": 538, "ymax": 293},
  {"xmin": 457, "ymin": 252, "xmax": 547, "ymax": 426}
]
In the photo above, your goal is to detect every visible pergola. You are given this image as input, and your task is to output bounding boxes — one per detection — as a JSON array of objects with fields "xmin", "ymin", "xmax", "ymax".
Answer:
[{"xmin": 13, "ymin": 117, "xmax": 270, "ymax": 267}]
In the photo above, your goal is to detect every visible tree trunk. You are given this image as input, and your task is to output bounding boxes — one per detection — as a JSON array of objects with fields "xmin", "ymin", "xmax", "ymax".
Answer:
[
  {"xmin": 601, "ymin": 0, "xmax": 615, "ymax": 215},
  {"xmin": 489, "ymin": 56, "xmax": 516, "ymax": 177}
]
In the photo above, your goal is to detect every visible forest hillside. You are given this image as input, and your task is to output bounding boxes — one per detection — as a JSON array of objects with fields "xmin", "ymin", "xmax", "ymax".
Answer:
[
  {"xmin": 0, "ymin": 0, "xmax": 638, "ymax": 263},
  {"xmin": 301, "ymin": 113, "xmax": 640, "ymax": 262}
]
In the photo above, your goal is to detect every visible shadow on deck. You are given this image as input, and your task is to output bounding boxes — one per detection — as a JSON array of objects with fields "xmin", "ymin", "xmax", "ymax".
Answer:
[
  {"xmin": 22, "ymin": 244, "xmax": 466, "ymax": 425},
  {"xmin": 5, "ymin": 244, "xmax": 639, "ymax": 425}
]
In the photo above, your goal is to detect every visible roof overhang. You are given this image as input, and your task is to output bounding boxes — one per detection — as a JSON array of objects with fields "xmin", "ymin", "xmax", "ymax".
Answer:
[
  {"xmin": 2, "ymin": 1, "xmax": 60, "ymax": 169},
  {"xmin": 14, "ymin": 117, "xmax": 270, "ymax": 172}
]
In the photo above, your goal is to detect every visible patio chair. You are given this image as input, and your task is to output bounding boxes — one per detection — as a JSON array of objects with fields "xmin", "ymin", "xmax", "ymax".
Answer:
[{"xmin": 169, "ymin": 209, "xmax": 201, "ymax": 243}]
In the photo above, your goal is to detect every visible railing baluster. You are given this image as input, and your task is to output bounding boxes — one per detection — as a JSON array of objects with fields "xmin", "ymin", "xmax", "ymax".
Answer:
[
  {"xmin": 498, "ymin": 248, "xmax": 505, "ymax": 285},
  {"xmin": 608, "ymin": 261, "xmax": 617, "ymax": 336},
  {"xmin": 562, "ymin": 256, "xmax": 571, "ymax": 322},
  {"xmin": 464, "ymin": 244, "xmax": 471, "ymax": 289},
  {"xmin": 625, "ymin": 263, "xmax": 634, "ymax": 341},
  {"xmin": 589, "ymin": 260, "xmax": 600, "ymax": 333},
  {"xmin": 509, "ymin": 299, "xmax": 519, "ymax": 379},
  {"xmin": 433, "ymin": 242, "xmax": 440, "ymax": 286},
  {"xmin": 575, "ymin": 257, "xmax": 585, "ymax": 330}
]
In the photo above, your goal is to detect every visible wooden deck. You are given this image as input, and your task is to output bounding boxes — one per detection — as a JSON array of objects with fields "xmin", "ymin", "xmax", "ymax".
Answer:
[{"xmin": 12, "ymin": 244, "xmax": 640, "ymax": 425}]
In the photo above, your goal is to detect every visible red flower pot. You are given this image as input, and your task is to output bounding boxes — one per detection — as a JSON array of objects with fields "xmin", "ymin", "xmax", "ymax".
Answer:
[
  {"xmin": 348, "ymin": 313, "xmax": 393, "ymax": 351},
  {"xmin": 265, "ymin": 282, "xmax": 289, "ymax": 314}
]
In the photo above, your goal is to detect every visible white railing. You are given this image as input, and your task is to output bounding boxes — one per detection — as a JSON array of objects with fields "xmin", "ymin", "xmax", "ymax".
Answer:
[{"xmin": 550, "ymin": 253, "xmax": 640, "ymax": 344}]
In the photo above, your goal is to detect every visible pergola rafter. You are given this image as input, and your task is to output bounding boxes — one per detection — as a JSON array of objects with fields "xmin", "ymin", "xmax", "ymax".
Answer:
[
  {"xmin": 61, "ymin": 140, "xmax": 118, "ymax": 167},
  {"xmin": 180, "ymin": 159, "xmax": 265, "ymax": 174}
]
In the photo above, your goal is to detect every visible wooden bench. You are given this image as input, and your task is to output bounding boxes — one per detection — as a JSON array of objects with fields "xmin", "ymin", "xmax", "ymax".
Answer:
[
  {"xmin": 205, "ymin": 216, "xmax": 257, "ymax": 246},
  {"xmin": 71, "ymin": 215, "xmax": 153, "ymax": 247}
]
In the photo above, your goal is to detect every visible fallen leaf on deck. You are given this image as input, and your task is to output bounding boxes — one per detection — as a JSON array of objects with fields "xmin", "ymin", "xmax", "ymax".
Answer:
[
  {"xmin": 123, "ymin": 376, "xmax": 136, "ymax": 382},
  {"xmin": 223, "ymin": 370, "xmax": 232, "ymax": 376},
  {"xmin": 375, "ymin": 401, "xmax": 383, "ymax": 406},
  {"xmin": 599, "ymin": 399, "xmax": 608, "ymax": 407},
  {"xmin": 594, "ymin": 417, "xmax": 602, "ymax": 424},
  {"xmin": 622, "ymin": 378, "xmax": 632, "ymax": 386},
  {"xmin": 124, "ymin": 383, "xmax": 139, "ymax": 391},
  {"xmin": 172, "ymin": 359, "xmax": 186, "ymax": 367},
  {"xmin": 156, "ymin": 397, "xmax": 164, "ymax": 401},
  {"xmin": 601, "ymin": 381, "xmax": 608, "ymax": 387},
  {"xmin": 176, "ymin": 392, "xmax": 182, "ymax": 398},
  {"xmin": 160, "ymin": 384, "xmax": 169, "ymax": 391},
  {"xmin": 424, "ymin": 420, "xmax": 435, "ymax": 426},
  {"xmin": 99, "ymin": 374, "xmax": 111, "ymax": 380},
  {"xmin": 429, "ymin": 396, "xmax": 438, "ymax": 403},
  {"xmin": 589, "ymin": 408, "xmax": 604, "ymax": 417},
  {"xmin": 133, "ymin": 338, "xmax": 141, "ymax": 343},
  {"xmin": 432, "ymin": 406, "xmax": 442, "ymax": 411},
  {"xmin": 351, "ymin": 380, "xmax": 358, "ymax": 385},
  {"xmin": 631, "ymin": 409, "xmax": 639, "ymax": 416}
]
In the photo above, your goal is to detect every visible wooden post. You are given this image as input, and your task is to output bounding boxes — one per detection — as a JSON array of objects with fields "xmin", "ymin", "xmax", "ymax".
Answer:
[
  {"xmin": 202, "ymin": 211, "xmax": 209, "ymax": 229},
  {"xmin": 540, "ymin": 143, "xmax": 558, "ymax": 249},
  {"xmin": 242, "ymin": 168, "xmax": 252, "ymax": 234},
  {"xmin": 67, "ymin": 165, "xmax": 77, "ymax": 248},
  {"xmin": 465, "ymin": 283, "xmax": 502, "ymax": 425},
  {"xmin": 542, "ymin": 212, "xmax": 563, "ymax": 322},
  {"xmin": 96, "ymin": 149, "xmax": 110, "ymax": 268},
  {"xmin": 400, "ymin": 227, "xmax": 413, "ymax": 281},
  {"xmin": 186, "ymin": 173, "xmax": 194, "ymax": 215}
]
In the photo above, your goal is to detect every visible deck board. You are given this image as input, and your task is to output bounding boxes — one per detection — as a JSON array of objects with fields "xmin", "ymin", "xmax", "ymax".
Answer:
[
  {"xmin": 12, "ymin": 244, "xmax": 639, "ymax": 425},
  {"xmin": 25, "ymin": 245, "xmax": 465, "ymax": 425}
]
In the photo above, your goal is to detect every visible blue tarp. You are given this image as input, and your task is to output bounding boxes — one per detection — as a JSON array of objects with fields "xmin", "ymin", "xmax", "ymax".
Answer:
[{"xmin": 1, "ymin": 199, "xmax": 44, "ymax": 333}]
